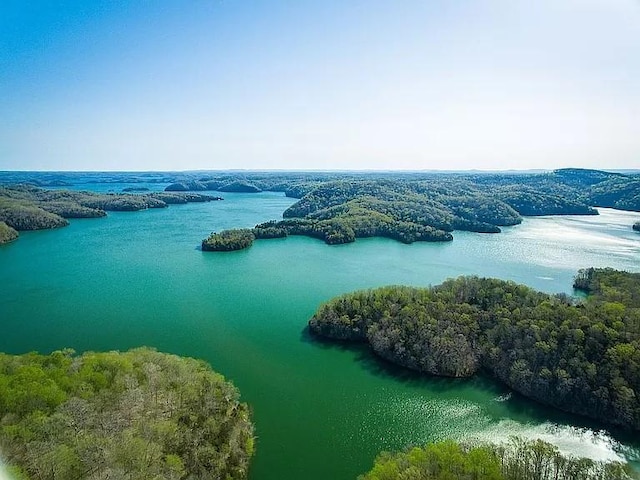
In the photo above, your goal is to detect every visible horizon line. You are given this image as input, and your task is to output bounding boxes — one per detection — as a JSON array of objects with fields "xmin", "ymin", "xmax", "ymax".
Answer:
[{"xmin": 2, "ymin": 167, "xmax": 638, "ymax": 175}]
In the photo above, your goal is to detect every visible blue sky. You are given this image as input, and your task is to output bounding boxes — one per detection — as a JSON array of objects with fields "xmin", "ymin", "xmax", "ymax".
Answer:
[{"xmin": 1, "ymin": 0, "xmax": 639, "ymax": 171}]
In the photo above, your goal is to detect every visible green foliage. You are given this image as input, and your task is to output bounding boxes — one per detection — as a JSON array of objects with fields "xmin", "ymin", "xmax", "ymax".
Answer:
[
  {"xmin": 2, "ymin": 169, "xmax": 638, "ymax": 251},
  {"xmin": 587, "ymin": 177, "xmax": 640, "ymax": 211},
  {"xmin": 245, "ymin": 170, "xmax": 621, "ymax": 245},
  {"xmin": 38, "ymin": 201, "xmax": 107, "ymax": 218},
  {"xmin": 252, "ymin": 221, "xmax": 288, "ymax": 239},
  {"xmin": 494, "ymin": 186, "xmax": 597, "ymax": 216},
  {"xmin": 0, "ymin": 221, "xmax": 19, "ymax": 244},
  {"xmin": 0, "ymin": 347, "xmax": 254, "ymax": 480},
  {"xmin": 3, "ymin": 168, "xmax": 639, "ymax": 216},
  {"xmin": 359, "ymin": 437, "xmax": 637, "ymax": 480},
  {"xmin": 202, "ymin": 228, "xmax": 255, "ymax": 251},
  {"xmin": 254, "ymin": 215, "xmax": 452, "ymax": 245},
  {"xmin": 0, "ymin": 199, "xmax": 69, "ymax": 231},
  {"xmin": 573, "ymin": 267, "xmax": 640, "ymax": 307},
  {"xmin": 280, "ymin": 180, "xmax": 523, "ymax": 235},
  {"xmin": 310, "ymin": 269, "xmax": 640, "ymax": 430},
  {"xmin": 218, "ymin": 181, "xmax": 261, "ymax": 193}
]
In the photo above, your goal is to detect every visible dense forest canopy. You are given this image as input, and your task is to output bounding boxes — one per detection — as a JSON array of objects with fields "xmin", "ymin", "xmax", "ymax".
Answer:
[
  {"xmin": 199, "ymin": 168, "xmax": 640, "ymax": 249},
  {"xmin": 309, "ymin": 268, "xmax": 640, "ymax": 430},
  {"xmin": 1, "ymin": 168, "xmax": 638, "ymax": 212},
  {"xmin": 0, "ymin": 348, "xmax": 254, "ymax": 480},
  {"xmin": 1, "ymin": 169, "xmax": 638, "ymax": 248},
  {"xmin": 359, "ymin": 438, "xmax": 637, "ymax": 480},
  {"xmin": 202, "ymin": 229, "xmax": 256, "ymax": 252},
  {"xmin": 0, "ymin": 221, "xmax": 18, "ymax": 244}
]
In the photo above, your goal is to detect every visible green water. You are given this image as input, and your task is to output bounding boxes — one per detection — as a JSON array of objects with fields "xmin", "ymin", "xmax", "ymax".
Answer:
[{"xmin": 1, "ymin": 192, "xmax": 640, "ymax": 479}]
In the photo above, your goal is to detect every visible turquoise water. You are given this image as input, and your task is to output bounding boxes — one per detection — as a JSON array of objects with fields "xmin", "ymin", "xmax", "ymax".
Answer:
[{"xmin": 1, "ymin": 192, "xmax": 640, "ymax": 479}]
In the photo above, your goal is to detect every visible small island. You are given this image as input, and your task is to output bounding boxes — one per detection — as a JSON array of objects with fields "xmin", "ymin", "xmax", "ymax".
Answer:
[
  {"xmin": 0, "ymin": 347, "xmax": 254, "ymax": 480},
  {"xmin": 202, "ymin": 228, "xmax": 256, "ymax": 251},
  {"xmin": 201, "ymin": 224, "xmax": 290, "ymax": 251},
  {"xmin": 634, "ymin": 221, "xmax": 640, "ymax": 232},
  {"xmin": 309, "ymin": 268, "xmax": 640, "ymax": 431}
]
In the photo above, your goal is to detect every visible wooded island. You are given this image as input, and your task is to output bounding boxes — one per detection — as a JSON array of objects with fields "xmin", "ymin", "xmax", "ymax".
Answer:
[{"xmin": 309, "ymin": 268, "xmax": 640, "ymax": 431}]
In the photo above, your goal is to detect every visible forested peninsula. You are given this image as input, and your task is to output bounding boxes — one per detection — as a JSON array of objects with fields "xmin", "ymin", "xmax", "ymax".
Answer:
[
  {"xmin": 0, "ymin": 185, "xmax": 219, "ymax": 244},
  {"xmin": 0, "ymin": 221, "xmax": 18, "ymax": 244},
  {"xmin": 309, "ymin": 268, "xmax": 640, "ymax": 431},
  {"xmin": 359, "ymin": 438, "xmax": 636, "ymax": 480},
  {"xmin": 199, "ymin": 168, "xmax": 640, "ymax": 250},
  {"xmin": 0, "ymin": 348, "xmax": 254, "ymax": 480}
]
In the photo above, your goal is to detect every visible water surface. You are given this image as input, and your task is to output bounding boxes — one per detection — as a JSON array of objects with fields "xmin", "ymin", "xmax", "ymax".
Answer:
[{"xmin": 1, "ymin": 193, "xmax": 639, "ymax": 479}]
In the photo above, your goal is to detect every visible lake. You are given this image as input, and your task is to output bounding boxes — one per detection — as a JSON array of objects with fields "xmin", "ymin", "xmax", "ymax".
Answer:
[{"xmin": 1, "ymin": 190, "xmax": 639, "ymax": 479}]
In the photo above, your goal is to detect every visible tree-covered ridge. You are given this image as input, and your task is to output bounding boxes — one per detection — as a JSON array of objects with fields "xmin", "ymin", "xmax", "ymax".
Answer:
[
  {"xmin": 164, "ymin": 174, "xmax": 333, "ymax": 194},
  {"xmin": 281, "ymin": 180, "xmax": 523, "ymax": 234},
  {"xmin": 2, "ymin": 168, "xmax": 638, "ymax": 212},
  {"xmin": 0, "ymin": 221, "xmax": 18, "ymax": 244},
  {"xmin": 2, "ymin": 168, "xmax": 637, "ymax": 247},
  {"xmin": 0, "ymin": 347, "xmax": 254, "ymax": 480},
  {"xmin": 0, "ymin": 185, "xmax": 220, "ymax": 243},
  {"xmin": 492, "ymin": 186, "xmax": 596, "ymax": 216},
  {"xmin": 587, "ymin": 177, "xmax": 640, "ymax": 212},
  {"xmin": 309, "ymin": 269, "xmax": 640, "ymax": 430},
  {"xmin": 359, "ymin": 438, "xmax": 636, "ymax": 480},
  {"xmin": 208, "ymin": 169, "xmax": 629, "ymax": 248}
]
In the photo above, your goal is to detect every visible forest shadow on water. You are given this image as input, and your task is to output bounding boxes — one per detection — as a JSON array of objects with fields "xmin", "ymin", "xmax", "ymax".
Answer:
[
  {"xmin": 301, "ymin": 325, "xmax": 469, "ymax": 388},
  {"xmin": 300, "ymin": 324, "xmax": 640, "ymax": 464}
]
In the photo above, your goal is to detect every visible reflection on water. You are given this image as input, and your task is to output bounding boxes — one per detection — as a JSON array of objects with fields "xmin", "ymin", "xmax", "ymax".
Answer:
[{"xmin": 364, "ymin": 392, "xmax": 635, "ymax": 466}]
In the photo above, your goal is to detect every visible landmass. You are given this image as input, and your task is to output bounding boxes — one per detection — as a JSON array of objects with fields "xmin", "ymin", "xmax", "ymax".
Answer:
[
  {"xmin": 0, "ymin": 347, "xmax": 254, "ymax": 480},
  {"xmin": 1, "ymin": 168, "xmax": 638, "ymax": 249},
  {"xmin": 634, "ymin": 221, "xmax": 639, "ymax": 232},
  {"xmin": 2, "ymin": 168, "xmax": 638, "ymax": 214},
  {"xmin": 166, "ymin": 179, "xmax": 261, "ymax": 193},
  {"xmin": 201, "ymin": 168, "xmax": 640, "ymax": 250},
  {"xmin": 122, "ymin": 186, "xmax": 150, "ymax": 192},
  {"xmin": 309, "ymin": 268, "xmax": 640, "ymax": 431},
  {"xmin": 359, "ymin": 438, "xmax": 636, "ymax": 480},
  {"xmin": 0, "ymin": 221, "xmax": 18, "ymax": 244},
  {"xmin": 0, "ymin": 185, "xmax": 220, "ymax": 243}
]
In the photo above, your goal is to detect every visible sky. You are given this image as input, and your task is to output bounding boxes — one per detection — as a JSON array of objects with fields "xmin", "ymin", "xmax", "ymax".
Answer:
[{"xmin": 1, "ymin": 0, "xmax": 639, "ymax": 172}]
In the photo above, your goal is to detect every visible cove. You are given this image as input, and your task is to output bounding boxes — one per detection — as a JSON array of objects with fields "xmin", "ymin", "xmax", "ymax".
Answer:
[{"xmin": 1, "ymin": 190, "xmax": 639, "ymax": 479}]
